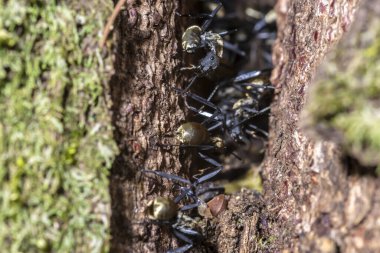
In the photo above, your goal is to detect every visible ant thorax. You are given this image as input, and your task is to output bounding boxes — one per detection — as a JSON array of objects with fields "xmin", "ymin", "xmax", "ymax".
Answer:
[
  {"xmin": 201, "ymin": 31, "xmax": 224, "ymax": 58},
  {"xmin": 198, "ymin": 51, "xmax": 220, "ymax": 73},
  {"xmin": 172, "ymin": 212, "xmax": 206, "ymax": 236}
]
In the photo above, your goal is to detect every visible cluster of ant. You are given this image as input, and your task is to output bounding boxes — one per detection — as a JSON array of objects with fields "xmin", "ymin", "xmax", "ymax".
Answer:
[{"xmin": 142, "ymin": 1, "xmax": 276, "ymax": 252}]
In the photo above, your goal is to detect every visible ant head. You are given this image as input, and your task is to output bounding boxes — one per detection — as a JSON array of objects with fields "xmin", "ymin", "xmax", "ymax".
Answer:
[
  {"xmin": 182, "ymin": 25, "xmax": 202, "ymax": 53},
  {"xmin": 146, "ymin": 197, "xmax": 178, "ymax": 221},
  {"xmin": 199, "ymin": 51, "xmax": 220, "ymax": 72}
]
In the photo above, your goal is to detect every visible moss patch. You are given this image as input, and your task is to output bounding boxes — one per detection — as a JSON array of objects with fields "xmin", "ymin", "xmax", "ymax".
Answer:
[
  {"xmin": 224, "ymin": 168, "xmax": 263, "ymax": 194},
  {"xmin": 0, "ymin": 1, "xmax": 117, "ymax": 252},
  {"xmin": 305, "ymin": 20, "xmax": 380, "ymax": 168}
]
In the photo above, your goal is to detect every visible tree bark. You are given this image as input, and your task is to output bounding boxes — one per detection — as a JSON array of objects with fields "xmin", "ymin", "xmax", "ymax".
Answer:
[
  {"xmin": 109, "ymin": 0, "xmax": 380, "ymax": 252},
  {"xmin": 109, "ymin": 1, "xmax": 185, "ymax": 252},
  {"xmin": 262, "ymin": 0, "xmax": 380, "ymax": 252}
]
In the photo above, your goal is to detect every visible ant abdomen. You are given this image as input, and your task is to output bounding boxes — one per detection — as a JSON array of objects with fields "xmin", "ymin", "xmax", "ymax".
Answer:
[
  {"xmin": 176, "ymin": 122, "xmax": 210, "ymax": 145},
  {"xmin": 146, "ymin": 197, "xmax": 178, "ymax": 221}
]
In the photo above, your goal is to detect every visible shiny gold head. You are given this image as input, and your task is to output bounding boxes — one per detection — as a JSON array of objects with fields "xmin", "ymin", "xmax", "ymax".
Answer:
[
  {"xmin": 146, "ymin": 197, "xmax": 178, "ymax": 221},
  {"xmin": 182, "ymin": 26, "xmax": 202, "ymax": 53}
]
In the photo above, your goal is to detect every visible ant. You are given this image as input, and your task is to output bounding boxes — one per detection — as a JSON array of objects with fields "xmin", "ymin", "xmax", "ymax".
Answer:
[
  {"xmin": 146, "ymin": 196, "xmax": 204, "ymax": 253},
  {"xmin": 143, "ymin": 168, "xmax": 224, "ymax": 212},
  {"xmin": 156, "ymin": 121, "xmax": 228, "ymax": 172},
  {"xmin": 180, "ymin": 0, "xmax": 245, "ymax": 58},
  {"xmin": 179, "ymin": 0, "xmax": 246, "ymax": 93},
  {"xmin": 175, "ymin": 80, "xmax": 271, "ymax": 143}
]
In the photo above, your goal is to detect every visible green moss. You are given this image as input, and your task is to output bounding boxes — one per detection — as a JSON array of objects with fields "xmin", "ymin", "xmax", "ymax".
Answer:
[
  {"xmin": 0, "ymin": 0, "xmax": 117, "ymax": 252},
  {"xmin": 224, "ymin": 168, "xmax": 263, "ymax": 194},
  {"xmin": 305, "ymin": 21, "xmax": 380, "ymax": 167}
]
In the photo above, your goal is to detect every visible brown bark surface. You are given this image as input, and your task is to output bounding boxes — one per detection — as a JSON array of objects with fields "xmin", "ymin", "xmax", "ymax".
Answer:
[
  {"xmin": 263, "ymin": 0, "xmax": 380, "ymax": 252},
  {"xmin": 109, "ymin": 0, "xmax": 380, "ymax": 252},
  {"xmin": 109, "ymin": 1, "xmax": 185, "ymax": 252}
]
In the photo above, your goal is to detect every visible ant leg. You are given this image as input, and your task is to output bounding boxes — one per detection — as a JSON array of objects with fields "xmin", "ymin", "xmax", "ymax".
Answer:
[
  {"xmin": 238, "ymin": 106, "xmax": 261, "ymax": 115},
  {"xmin": 201, "ymin": 113, "xmax": 223, "ymax": 128},
  {"xmin": 174, "ymin": 185, "xmax": 206, "ymax": 210},
  {"xmin": 231, "ymin": 151, "xmax": 242, "ymax": 160},
  {"xmin": 181, "ymin": 89, "xmax": 221, "ymax": 111},
  {"xmin": 175, "ymin": 11, "xmax": 213, "ymax": 19},
  {"xmin": 218, "ymin": 29, "xmax": 238, "ymax": 37},
  {"xmin": 232, "ymin": 69, "xmax": 271, "ymax": 83},
  {"xmin": 196, "ymin": 185, "xmax": 225, "ymax": 197},
  {"xmin": 256, "ymin": 31, "xmax": 276, "ymax": 40},
  {"xmin": 175, "ymin": 88, "xmax": 226, "ymax": 127},
  {"xmin": 252, "ymin": 106, "xmax": 271, "ymax": 116},
  {"xmin": 197, "ymin": 80, "xmax": 230, "ymax": 116},
  {"xmin": 263, "ymin": 51, "xmax": 274, "ymax": 66},
  {"xmin": 169, "ymin": 226, "xmax": 202, "ymax": 253},
  {"xmin": 234, "ymin": 83, "xmax": 271, "ymax": 99},
  {"xmin": 200, "ymin": 0, "xmax": 222, "ymax": 31},
  {"xmin": 187, "ymin": 102, "xmax": 216, "ymax": 122},
  {"xmin": 232, "ymin": 83, "xmax": 250, "ymax": 94},
  {"xmin": 182, "ymin": 73, "xmax": 200, "ymax": 93},
  {"xmin": 247, "ymin": 124, "xmax": 269, "ymax": 137},
  {"xmin": 197, "ymin": 152, "xmax": 223, "ymax": 169},
  {"xmin": 223, "ymin": 41, "xmax": 246, "ymax": 57},
  {"xmin": 180, "ymin": 199, "xmax": 203, "ymax": 211},
  {"xmin": 238, "ymin": 82, "xmax": 274, "ymax": 90},
  {"xmin": 174, "ymin": 186, "xmax": 192, "ymax": 203},
  {"xmin": 175, "ymin": 188, "xmax": 200, "ymax": 206},
  {"xmin": 190, "ymin": 93, "xmax": 220, "ymax": 112},
  {"xmin": 206, "ymin": 121, "xmax": 223, "ymax": 131},
  {"xmin": 168, "ymin": 230, "xmax": 193, "ymax": 253},
  {"xmin": 253, "ymin": 18, "xmax": 267, "ymax": 34},
  {"xmin": 194, "ymin": 165, "xmax": 223, "ymax": 185},
  {"xmin": 204, "ymin": 83, "xmax": 222, "ymax": 104},
  {"xmin": 177, "ymin": 92, "xmax": 220, "ymax": 124},
  {"xmin": 180, "ymin": 90, "xmax": 226, "ymax": 126},
  {"xmin": 229, "ymin": 106, "xmax": 270, "ymax": 130},
  {"xmin": 180, "ymin": 95, "xmax": 214, "ymax": 119},
  {"xmin": 167, "ymin": 244, "xmax": 193, "ymax": 253},
  {"xmin": 175, "ymin": 226, "xmax": 202, "ymax": 237},
  {"xmin": 180, "ymin": 65, "xmax": 198, "ymax": 71},
  {"xmin": 142, "ymin": 170, "xmax": 191, "ymax": 185}
]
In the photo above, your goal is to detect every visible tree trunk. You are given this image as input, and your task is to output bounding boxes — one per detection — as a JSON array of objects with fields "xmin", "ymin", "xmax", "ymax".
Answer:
[
  {"xmin": 109, "ymin": 0, "xmax": 380, "ymax": 252},
  {"xmin": 109, "ymin": 1, "xmax": 185, "ymax": 252},
  {"xmin": 262, "ymin": 0, "xmax": 380, "ymax": 252}
]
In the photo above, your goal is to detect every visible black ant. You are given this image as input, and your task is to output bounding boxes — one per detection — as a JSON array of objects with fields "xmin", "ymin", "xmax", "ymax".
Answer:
[
  {"xmin": 145, "ymin": 196, "xmax": 205, "ymax": 253},
  {"xmin": 143, "ymin": 169, "xmax": 224, "ymax": 212},
  {"xmin": 175, "ymin": 78, "xmax": 272, "ymax": 143},
  {"xmin": 157, "ymin": 121, "xmax": 228, "ymax": 171},
  {"xmin": 179, "ymin": 0, "xmax": 246, "ymax": 93},
  {"xmin": 143, "ymin": 174, "xmax": 225, "ymax": 252},
  {"xmin": 180, "ymin": 0, "xmax": 245, "ymax": 59}
]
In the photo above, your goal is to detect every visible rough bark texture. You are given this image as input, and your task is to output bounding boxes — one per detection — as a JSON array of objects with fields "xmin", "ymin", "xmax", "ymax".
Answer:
[
  {"xmin": 110, "ymin": 0, "xmax": 380, "ymax": 252},
  {"xmin": 263, "ymin": 0, "xmax": 380, "ymax": 252},
  {"xmin": 109, "ymin": 1, "xmax": 185, "ymax": 252}
]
